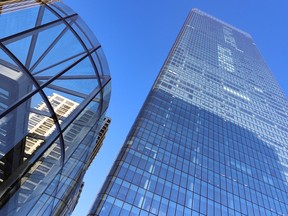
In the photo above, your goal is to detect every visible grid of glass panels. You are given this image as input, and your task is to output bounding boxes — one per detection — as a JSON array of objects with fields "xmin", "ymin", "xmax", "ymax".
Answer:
[
  {"xmin": 0, "ymin": 1, "xmax": 111, "ymax": 215},
  {"xmin": 91, "ymin": 9, "xmax": 287, "ymax": 216}
]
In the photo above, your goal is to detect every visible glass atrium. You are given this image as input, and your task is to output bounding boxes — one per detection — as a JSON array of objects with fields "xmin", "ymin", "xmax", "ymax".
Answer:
[{"xmin": 0, "ymin": 1, "xmax": 111, "ymax": 215}]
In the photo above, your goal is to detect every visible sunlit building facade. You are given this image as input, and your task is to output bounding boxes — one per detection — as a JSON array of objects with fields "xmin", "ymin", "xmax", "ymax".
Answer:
[
  {"xmin": 91, "ymin": 9, "xmax": 288, "ymax": 215},
  {"xmin": 0, "ymin": 0, "xmax": 111, "ymax": 215}
]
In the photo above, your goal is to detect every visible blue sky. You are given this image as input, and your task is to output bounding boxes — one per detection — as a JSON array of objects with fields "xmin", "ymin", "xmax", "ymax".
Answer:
[{"xmin": 66, "ymin": 1, "xmax": 288, "ymax": 215}]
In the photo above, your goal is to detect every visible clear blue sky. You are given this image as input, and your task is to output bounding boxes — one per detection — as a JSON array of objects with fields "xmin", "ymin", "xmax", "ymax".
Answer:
[{"xmin": 65, "ymin": 1, "xmax": 288, "ymax": 215}]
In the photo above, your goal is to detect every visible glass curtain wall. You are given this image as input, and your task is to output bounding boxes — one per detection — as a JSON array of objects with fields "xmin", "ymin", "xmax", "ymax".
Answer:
[{"xmin": 91, "ymin": 9, "xmax": 288, "ymax": 216}]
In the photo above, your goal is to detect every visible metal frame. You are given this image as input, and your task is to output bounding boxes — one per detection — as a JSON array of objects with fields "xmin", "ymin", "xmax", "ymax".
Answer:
[{"xmin": 0, "ymin": 1, "xmax": 111, "ymax": 213}]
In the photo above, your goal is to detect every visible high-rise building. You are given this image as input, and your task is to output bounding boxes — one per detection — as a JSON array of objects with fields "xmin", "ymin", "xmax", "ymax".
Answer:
[
  {"xmin": 0, "ymin": 0, "xmax": 59, "ymax": 14},
  {"xmin": 0, "ymin": 0, "xmax": 111, "ymax": 215},
  {"xmin": 87, "ymin": 117, "xmax": 111, "ymax": 168},
  {"xmin": 91, "ymin": 9, "xmax": 288, "ymax": 215}
]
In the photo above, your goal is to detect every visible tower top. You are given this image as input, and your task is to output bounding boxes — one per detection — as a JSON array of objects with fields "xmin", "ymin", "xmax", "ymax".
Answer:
[{"xmin": 191, "ymin": 8, "xmax": 252, "ymax": 38}]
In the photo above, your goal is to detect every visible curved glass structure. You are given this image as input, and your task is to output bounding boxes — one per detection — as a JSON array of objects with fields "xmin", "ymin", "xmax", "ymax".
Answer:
[{"xmin": 0, "ymin": 1, "xmax": 111, "ymax": 215}]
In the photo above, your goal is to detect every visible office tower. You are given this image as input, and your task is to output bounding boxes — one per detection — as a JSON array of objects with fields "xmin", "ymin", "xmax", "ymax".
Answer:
[
  {"xmin": 91, "ymin": 9, "xmax": 288, "ymax": 215},
  {"xmin": 70, "ymin": 117, "xmax": 111, "ymax": 214},
  {"xmin": 0, "ymin": 0, "xmax": 111, "ymax": 215},
  {"xmin": 0, "ymin": 0, "xmax": 59, "ymax": 14},
  {"xmin": 87, "ymin": 117, "xmax": 111, "ymax": 167},
  {"xmin": 25, "ymin": 93, "xmax": 78, "ymax": 156},
  {"xmin": 68, "ymin": 117, "xmax": 111, "ymax": 214}
]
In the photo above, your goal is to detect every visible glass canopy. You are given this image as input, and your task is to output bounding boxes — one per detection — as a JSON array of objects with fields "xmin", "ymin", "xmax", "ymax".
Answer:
[{"xmin": 0, "ymin": 1, "xmax": 111, "ymax": 215}]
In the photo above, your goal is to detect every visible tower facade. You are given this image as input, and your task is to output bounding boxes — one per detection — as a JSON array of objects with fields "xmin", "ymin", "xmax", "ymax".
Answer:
[
  {"xmin": 0, "ymin": 0, "xmax": 111, "ymax": 215},
  {"xmin": 91, "ymin": 9, "xmax": 288, "ymax": 215}
]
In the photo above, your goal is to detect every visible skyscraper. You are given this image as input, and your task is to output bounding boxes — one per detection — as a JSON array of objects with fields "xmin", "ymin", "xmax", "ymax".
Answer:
[
  {"xmin": 91, "ymin": 9, "xmax": 288, "ymax": 215},
  {"xmin": 0, "ymin": 0, "xmax": 111, "ymax": 215}
]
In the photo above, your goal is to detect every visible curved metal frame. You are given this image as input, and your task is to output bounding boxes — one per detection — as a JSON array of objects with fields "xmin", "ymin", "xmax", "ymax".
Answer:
[{"xmin": 0, "ymin": 1, "xmax": 111, "ymax": 214}]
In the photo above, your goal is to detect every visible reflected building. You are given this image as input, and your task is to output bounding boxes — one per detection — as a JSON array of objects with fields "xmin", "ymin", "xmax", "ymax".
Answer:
[
  {"xmin": 91, "ymin": 9, "xmax": 288, "ymax": 215},
  {"xmin": 16, "ymin": 100, "xmax": 111, "ymax": 215},
  {"xmin": 70, "ymin": 117, "xmax": 111, "ymax": 214},
  {"xmin": 87, "ymin": 117, "xmax": 111, "ymax": 168},
  {"xmin": 0, "ymin": 0, "xmax": 59, "ymax": 14},
  {"xmin": 0, "ymin": 64, "xmax": 29, "ymax": 184},
  {"xmin": 25, "ymin": 93, "xmax": 78, "ymax": 157},
  {"xmin": 0, "ymin": 0, "xmax": 111, "ymax": 215}
]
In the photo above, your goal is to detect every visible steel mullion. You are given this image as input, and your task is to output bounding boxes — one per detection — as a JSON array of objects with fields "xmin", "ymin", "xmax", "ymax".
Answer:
[
  {"xmin": 0, "ymin": 41, "xmax": 65, "ymax": 202},
  {"xmin": 29, "ymin": 20, "xmax": 73, "ymax": 72},
  {"xmin": 0, "ymin": 125, "xmax": 63, "ymax": 202},
  {"xmin": 37, "ymin": 75, "xmax": 110, "ymax": 100},
  {"xmin": 35, "ymin": 74, "xmax": 98, "ymax": 80},
  {"xmin": 58, "ymin": 76, "xmax": 111, "ymax": 136},
  {"xmin": 31, "ymin": 51, "xmax": 86, "ymax": 76},
  {"xmin": 38, "ymin": 45, "xmax": 101, "ymax": 90},
  {"xmin": 0, "ymin": 45, "xmax": 100, "ymax": 119},
  {"xmin": 25, "ymin": 5, "xmax": 45, "ymax": 68},
  {"xmin": 45, "ymin": 3, "xmax": 104, "ymax": 117},
  {"xmin": 41, "ymin": 83, "xmax": 89, "ymax": 99},
  {"xmin": 0, "ymin": 13, "xmax": 77, "ymax": 45}
]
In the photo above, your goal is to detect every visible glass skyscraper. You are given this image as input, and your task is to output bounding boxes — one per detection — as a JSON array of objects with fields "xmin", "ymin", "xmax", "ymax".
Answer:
[
  {"xmin": 91, "ymin": 9, "xmax": 288, "ymax": 215},
  {"xmin": 0, "ymin": 0, "xmax": 111, "ymax": 215}
]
